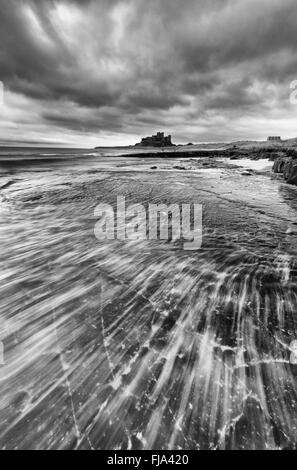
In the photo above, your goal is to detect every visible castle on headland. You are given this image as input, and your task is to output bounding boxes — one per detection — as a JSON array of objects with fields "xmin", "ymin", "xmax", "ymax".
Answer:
[
  {"xmin": 136, "ymin": 132, "xmax": 174, "ymax": 147},
  {"xmin": 267, "ymin": 136, "xmax": 282, "ymax": 142}
]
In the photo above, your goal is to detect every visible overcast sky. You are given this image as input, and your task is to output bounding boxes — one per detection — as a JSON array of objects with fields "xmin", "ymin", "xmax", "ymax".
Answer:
[{"xmin": 1, "ymin": 0, "xmax": 297, "ymax": 147}]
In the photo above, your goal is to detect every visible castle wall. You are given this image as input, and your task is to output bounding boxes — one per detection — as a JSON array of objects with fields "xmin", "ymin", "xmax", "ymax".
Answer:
[{"xmin": 137, "ymin": 132, "xmax": 173, "ymax": 147}]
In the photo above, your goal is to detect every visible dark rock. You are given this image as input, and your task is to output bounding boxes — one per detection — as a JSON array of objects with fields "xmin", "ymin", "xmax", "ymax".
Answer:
[
  {"xmin": 224, "ymin": 396, "xmax": 275, "ymax": 450},
  {"xmin": 272, "ymin": 156, "xmax": 297, "ymax": 186},
  {"xmin": 173, "ymin": 165, "xmax": 186, "ymax": 170},
  {"xmin": 272, "ymin": 157, "xmax": 290, "ymax": 174},
  {"xmin": 284, "ymin": 160, "xmax": 297, "ymax": 185}
]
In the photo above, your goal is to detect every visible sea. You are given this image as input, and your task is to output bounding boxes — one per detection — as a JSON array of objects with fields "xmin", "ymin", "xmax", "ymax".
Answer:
[{"xmin": 1, "ymin": 146, "xmax": 297, "ymax": 450}]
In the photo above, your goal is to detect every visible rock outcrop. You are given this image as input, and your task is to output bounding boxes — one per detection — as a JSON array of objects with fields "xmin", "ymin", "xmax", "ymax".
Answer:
[
  {"xmin": 272, "ymin": 157, "xmax": 290, "ymax": 173},
  {"xmin": 272, "ymin": 156, "xmax": 297, "ymax": 185},
  {"xmin": 284, "ymin": 160, "xmax": 297, "ymax": 185}
]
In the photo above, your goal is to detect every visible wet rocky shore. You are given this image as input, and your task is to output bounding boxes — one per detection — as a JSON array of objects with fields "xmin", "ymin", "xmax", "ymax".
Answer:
[
  {"xmin": 121, "ymin": 145, "xmax": 297, "ymax": 188},
  {"xmin": 1, "ymin": 150, "xmax": 297, "ymax": 450}
]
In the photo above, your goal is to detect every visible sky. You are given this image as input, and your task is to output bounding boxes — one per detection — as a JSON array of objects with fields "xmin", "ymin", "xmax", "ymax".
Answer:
[{"xmin": 1, "ymin": 0, "xmax": 297, "ymax": 147}]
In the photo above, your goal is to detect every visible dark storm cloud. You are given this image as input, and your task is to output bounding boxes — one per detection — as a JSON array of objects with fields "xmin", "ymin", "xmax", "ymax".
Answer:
[
  {"xmin": 43, "ymin": 106, "xmax": 124, "ymax": 132},
  {"xmin": 1, "ymin": 0, "xmax": 297, "ymax": 144}
]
